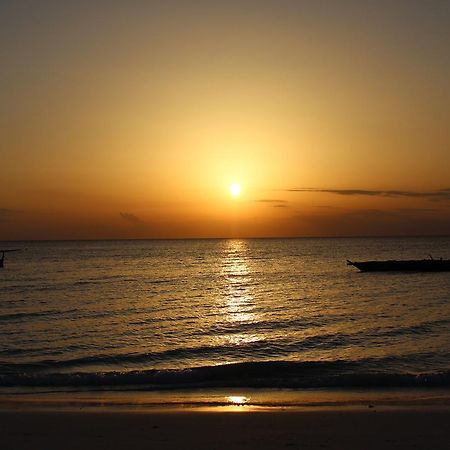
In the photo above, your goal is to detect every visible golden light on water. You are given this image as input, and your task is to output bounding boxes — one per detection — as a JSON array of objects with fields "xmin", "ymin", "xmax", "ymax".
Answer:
[
  {"xmin": 215, "ymin": 239, "xmax": 261, "ymax": 350},
  {"xmin": 221, "ymin": 240, "xmax": 256, "ymax": 325}
]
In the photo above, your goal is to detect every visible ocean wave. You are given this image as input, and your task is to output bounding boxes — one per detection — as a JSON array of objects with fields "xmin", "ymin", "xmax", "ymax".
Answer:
[
  {"xmin": 0, "ymin": 336, "xmax": 354, "ymax": 373},
  {"xmin": 373, "ymin": 318, "xmax": 450, "ymax": 338},
  {"xmin": 1, "ymin": 360, "xmax": 450, "ymax": 389},
  {"xmin": 0, "ymin": 310, "xmax": 54, "ymax": 322}
]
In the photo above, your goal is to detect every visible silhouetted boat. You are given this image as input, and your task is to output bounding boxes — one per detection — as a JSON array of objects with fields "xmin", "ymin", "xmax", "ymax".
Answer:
[{"xmin": 347, "ymin": 258, "xmax": 450, "ymax": 272}]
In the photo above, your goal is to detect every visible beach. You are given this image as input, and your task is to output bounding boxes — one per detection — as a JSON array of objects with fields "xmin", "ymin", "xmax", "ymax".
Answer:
[
  {"xmin": 2, "ymin": 406, "xmax": 450, "ymax": 450},
  {"xmin": 2, "ymin": 388, "xmax": 450, "ymax": 450}
]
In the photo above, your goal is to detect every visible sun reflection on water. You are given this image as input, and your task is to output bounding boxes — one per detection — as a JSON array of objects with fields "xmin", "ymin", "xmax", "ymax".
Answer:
[{"xmin": 217, "ymin": 239, "xmax": 261, "ymax": 347}]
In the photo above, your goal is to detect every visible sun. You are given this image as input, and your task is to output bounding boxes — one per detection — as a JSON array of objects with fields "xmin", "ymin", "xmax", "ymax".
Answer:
[{"xmin": 229, "ymin": 183, "xmax": 241, "ymax": 197}]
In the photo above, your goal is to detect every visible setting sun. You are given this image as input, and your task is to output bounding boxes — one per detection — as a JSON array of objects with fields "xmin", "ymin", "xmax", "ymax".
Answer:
[{"xmin": 229, "ymin": 183, "xmax": 242, "ymax": 198}]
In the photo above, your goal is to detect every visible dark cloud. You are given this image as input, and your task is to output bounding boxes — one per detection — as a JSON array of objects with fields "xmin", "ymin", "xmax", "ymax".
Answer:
[
  {"xmin": 0, "ymin": 208, "xmax": 15, "ymax": 215},
  {"xmin": 119, "ymin": 212, "xmax": 148, "ymax": 226},
  {"xmin": 345, "ymin": 209, "xmax": 396, "ymax": 217},
  {"xmin": 287, "ymin": 188, "xmax": 450, "ymax": 200},
  {"xmin": 255, "ymin": 199, "xmax": 289, "ymax": 208},
  {"xmin": 309, "ymin": 207, "xmax": 442, "ymax": 218},
  {"xmin": 341, "ymin": 208, "xmax": 445, "ymax": 218},
  {"xmin": 0, "ymin": 208, "xmax": 18, "ymax": 223},
  {"xmin": 393, "ymin": 207, "xmax": 439, "ymax": 214}
]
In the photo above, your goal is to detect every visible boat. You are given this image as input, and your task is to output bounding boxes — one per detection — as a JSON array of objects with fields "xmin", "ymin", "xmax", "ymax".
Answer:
[{"xmin": 347, "ymin": 257, "xmax": 450, "ymax": 272}]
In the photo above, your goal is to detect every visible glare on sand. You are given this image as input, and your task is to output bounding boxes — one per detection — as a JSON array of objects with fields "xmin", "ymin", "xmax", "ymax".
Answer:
[{"xmin": 229, "ymin": 183, "xmax": 241, "ymax": 197}]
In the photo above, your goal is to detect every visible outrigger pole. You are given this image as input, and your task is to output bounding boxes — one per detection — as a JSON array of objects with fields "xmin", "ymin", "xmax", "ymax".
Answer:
[{"xmin": 0, "ymin": 249, "xmax": 21, "ymax": 268}]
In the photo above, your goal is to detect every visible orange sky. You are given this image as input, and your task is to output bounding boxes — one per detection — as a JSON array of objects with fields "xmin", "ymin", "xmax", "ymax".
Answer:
[{"xmin": 1, "ymin": 1, "xmax": 449, "ymax": 239}]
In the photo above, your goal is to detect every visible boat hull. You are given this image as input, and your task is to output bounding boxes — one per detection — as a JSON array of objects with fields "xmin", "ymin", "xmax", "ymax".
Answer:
[{"xmin": 347, "ymin": 259, "xmax": 450, "ymax": 272}]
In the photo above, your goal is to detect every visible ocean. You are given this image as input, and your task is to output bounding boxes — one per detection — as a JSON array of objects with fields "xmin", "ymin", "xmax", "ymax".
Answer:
[{"xmin": 1, "ymin": 237, "xmax": 450, "ymax": 401}]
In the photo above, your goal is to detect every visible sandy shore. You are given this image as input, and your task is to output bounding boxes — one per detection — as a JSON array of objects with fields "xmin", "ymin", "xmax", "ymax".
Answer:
[{"xmin": 2, "ymin": 407, "xmax": 450, "ymax": 450}]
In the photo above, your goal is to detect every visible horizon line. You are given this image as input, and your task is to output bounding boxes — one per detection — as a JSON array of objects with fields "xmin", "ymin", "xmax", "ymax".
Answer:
[{"xmin": 1, "ymin": 234, "xmax": 450, "ymax": 243}]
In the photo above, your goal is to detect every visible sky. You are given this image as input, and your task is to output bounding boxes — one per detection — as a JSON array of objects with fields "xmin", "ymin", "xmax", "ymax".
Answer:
[{"xmin": 1, "ymin": 0, "xmax": 449, "ymax": 239}]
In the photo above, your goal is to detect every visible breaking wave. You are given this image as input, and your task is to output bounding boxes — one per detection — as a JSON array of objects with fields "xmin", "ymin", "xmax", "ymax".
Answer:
[{"xmin": 1, "ymin": 360, "xmax": 450, "ymax": 389}]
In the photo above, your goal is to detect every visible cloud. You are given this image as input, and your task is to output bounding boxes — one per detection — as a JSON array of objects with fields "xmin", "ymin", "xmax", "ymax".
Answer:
[
  {"xmin": 345, "ymin": 209, "xmax": 396, "ymax": 217},
  {"xmin": 119, "ymin": 212, "xmax": 148, "ymax": 226},
  {"xmin": 393, "ymin": 207, "xmax": 439, "ymax": 214},
  {"xmin": 287, "ymin": 188, "xmax": 450, "ymax": 200},
  {"xmin": 340, "ymin": 208, "xmax": 444, "ymax": 218},
  {"xmin": 255, "ymin": 199, "xmax": 289, "ymax": 208},
  {"xmin": 0, "ymin": 208, "xmax": 18, "ymax": 223}
]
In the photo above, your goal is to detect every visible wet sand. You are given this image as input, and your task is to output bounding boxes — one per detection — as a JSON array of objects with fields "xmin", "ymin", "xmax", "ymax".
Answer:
[{"xmin": 2, "ymin": 407, "xmax": 450, "ymax": 450}]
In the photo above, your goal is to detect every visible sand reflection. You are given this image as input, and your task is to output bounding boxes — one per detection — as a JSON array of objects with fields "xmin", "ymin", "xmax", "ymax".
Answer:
[{"xmin": 226, "ymin": 395, "xmax": 250, "ymax": 405}]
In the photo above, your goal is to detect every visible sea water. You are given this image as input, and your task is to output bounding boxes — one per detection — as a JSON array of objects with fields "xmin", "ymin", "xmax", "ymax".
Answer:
[{"xmin": 1, "ymin": 237, "xmax": 449, "ymax": 394}]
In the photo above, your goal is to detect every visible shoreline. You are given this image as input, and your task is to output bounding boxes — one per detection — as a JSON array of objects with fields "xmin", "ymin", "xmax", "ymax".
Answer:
[{"xmin": 2, "ymin": 386, "xmax": 450, "ymax": 412}]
